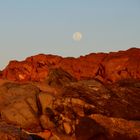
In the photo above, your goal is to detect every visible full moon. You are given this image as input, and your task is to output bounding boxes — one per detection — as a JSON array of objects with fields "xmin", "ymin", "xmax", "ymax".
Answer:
[{"xmin": 73, "ymin": 32, "xmax": 82, "ymax": 41}]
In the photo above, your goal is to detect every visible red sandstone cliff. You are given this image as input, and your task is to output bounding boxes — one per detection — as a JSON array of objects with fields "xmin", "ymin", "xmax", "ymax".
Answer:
[{"xmin": 1, "ymin": 48, "xmax": 140, "ymax": 82}]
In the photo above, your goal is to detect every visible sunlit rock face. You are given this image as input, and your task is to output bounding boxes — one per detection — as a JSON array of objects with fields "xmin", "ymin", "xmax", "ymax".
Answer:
[{"xmin": 1, "ymin": 48, "xmax": 140, "ymax": 83}]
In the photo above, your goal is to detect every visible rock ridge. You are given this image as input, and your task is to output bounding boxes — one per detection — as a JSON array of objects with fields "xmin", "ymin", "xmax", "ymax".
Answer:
[{"xmin": 1, "ymin": 48, "xmax": 140, "ymax": 83}]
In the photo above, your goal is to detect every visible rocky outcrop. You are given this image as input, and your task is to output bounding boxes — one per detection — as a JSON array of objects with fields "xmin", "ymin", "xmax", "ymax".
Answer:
[
  {"xmin": 101, "ymin": 48, "xmax": 140, "ymax": 82},
  {"xmin": 34, "ymin": 74, "xmax": 140, "ymax": 139},
  {"xmin": 0, "ymin": 69, "xmax": 140, "ymax": 137},
  {"xmin": 61, "ymin": 79, "xmax": 140, "ymax": 120},
  {"xmin": 1, "ymin": 48, "xmax": 140, "ymax": 83},
  {"xmin": 0, "ymin": 54, "xmax": 140, "ymax": 139}
]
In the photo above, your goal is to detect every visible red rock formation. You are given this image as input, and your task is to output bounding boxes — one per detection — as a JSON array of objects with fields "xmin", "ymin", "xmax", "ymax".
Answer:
[
  {"xmin": 102, "ymin": 48, "xmax": 140, "ymax": 82},
  {"xmin": 1, "ymin": 48, "xmax": 140, "ymax": 82}
]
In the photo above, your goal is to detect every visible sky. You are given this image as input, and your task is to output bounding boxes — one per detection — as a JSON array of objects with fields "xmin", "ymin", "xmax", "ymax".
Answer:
[{"xmin": 0, "ymin": 0, "xmax": 140, "ymax": 69}]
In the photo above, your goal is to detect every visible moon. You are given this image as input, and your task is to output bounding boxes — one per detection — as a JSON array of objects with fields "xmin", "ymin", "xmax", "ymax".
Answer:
[{"xmin": 73, "ymin": 32, "xmax": 82, "ymax": 41}]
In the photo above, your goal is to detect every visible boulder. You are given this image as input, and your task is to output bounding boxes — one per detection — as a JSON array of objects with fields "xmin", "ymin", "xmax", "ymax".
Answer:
[
  {"xmin": 0, "ymin": 82, "xmax": 40, "ymax": 111},
  {"xmin": 0, "ymin": 82, "xmax": 41, "ymax": 132},
  {"xmin": 1, "ymin": 99, "xmax": 41, "ymax": 132}
]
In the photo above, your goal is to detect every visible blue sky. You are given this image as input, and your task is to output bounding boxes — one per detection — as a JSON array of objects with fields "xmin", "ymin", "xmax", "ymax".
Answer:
[{"xmin": 0, "ymin": 0, "xmax": 140, "ymax": 69}]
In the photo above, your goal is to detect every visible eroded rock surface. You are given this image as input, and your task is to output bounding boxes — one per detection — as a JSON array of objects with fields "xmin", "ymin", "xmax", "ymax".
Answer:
[{"xmin": 1, "ymin": 48, "xmax": 140, "ymax": 83}]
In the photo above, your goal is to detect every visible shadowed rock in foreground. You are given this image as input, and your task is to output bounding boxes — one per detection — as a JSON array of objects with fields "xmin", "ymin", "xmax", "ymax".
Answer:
[{"xmin": 0, "ymin": 122, "xmax": 32, "ymax": 140}]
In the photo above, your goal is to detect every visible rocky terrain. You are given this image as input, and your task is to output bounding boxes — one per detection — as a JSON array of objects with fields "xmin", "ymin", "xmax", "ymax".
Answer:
[{"xmin": 0, "ymin": 48, "xmax": 140, "ymax": 140}]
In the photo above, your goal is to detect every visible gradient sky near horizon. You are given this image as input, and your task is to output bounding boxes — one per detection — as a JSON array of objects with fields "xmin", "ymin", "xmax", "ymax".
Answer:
[{"xmin": 0, "ymin": 0, "xmax": 140, "ymax": 69}]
